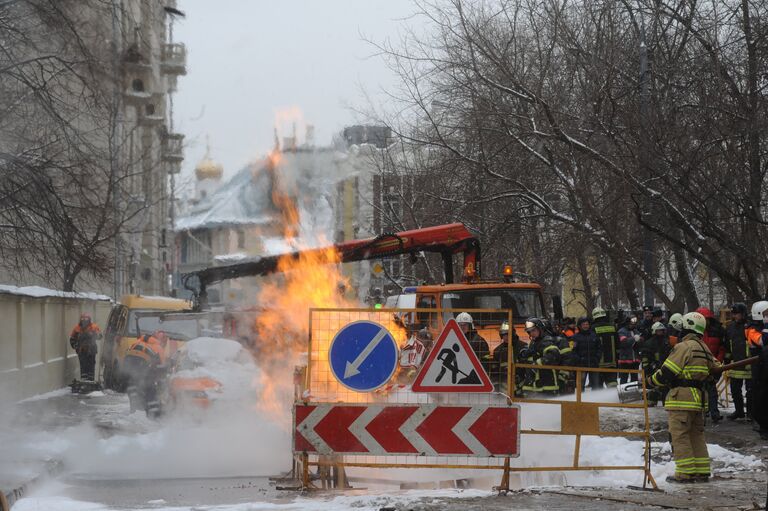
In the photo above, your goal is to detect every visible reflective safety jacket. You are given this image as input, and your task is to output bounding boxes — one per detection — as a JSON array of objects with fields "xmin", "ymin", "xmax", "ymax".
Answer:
[
  {"xmin": 594, "ymin": 319, "xmax": 618, "ymax": 367},
  {"xmin": 69, "ymin": 322, "xmax": 101, "ymax": 354},
  {"xmin": 521, "ymin": 336, "xmax": 561, "ymax": 392},
  {"xmin": 649, "ymin": 334, "xmax": 720, "ymax": 411},
  {"xmin": 126, "ymin": 335, "xmax": 166, "ymax": 367}
]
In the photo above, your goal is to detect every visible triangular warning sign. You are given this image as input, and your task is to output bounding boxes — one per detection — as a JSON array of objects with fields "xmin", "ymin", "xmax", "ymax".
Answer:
[{"xmin": 411, "ymin": 319, "xmax": 493, "ymax": 393}]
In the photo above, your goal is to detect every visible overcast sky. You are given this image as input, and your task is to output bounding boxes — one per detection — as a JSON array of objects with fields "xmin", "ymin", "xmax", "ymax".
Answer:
[{"xmin": 173, "ymin": 0, "xmax": 420, "ymax": 182}]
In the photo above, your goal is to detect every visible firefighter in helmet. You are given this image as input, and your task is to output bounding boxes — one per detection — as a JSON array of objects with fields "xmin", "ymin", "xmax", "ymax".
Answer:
[
  {"xmin": 456, "ymin": 312, "xmax": 491, "ymax": 372},
  {"xmin": 492, "ymin": 321, "xmax": 524, "ymax": 395},
  {"xmin": 593, "ymin": 307, "xmax": 618, "ymax": 387},
  {"xmin": 647, "ymin": 311, "xmax": 720, "ymax": 483},
  {"xmin": 520, "ymin": 318, "xmax": 561, "ymax": 394}
]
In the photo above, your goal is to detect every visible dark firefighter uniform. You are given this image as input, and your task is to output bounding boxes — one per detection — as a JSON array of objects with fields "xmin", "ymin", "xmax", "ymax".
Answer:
[
  {"xmin": 556, "ymin": 334, "xmax": 579, "ymax": 393},
  {"xmin": 69, "ymin": 314, "xmax": 101, "ymax": 380},
  {"xmin": 648, "ymin": 328, "xmax": 719, "ymax": 482},
  {"xmin": 491, "ymin": 322, "xmax": 525, "ymax": 395},
  {"xmin": 725, "ymin": 313, "xmax": 752, "ymax": 419},
  {"xmin": 124, "ymin": 333, "xmax": 167, "ymax": 417},
  {"xmin": 637, "ymin": 330, "xmax": 671, "ymax": 405},
  {"xmin": 593, "ymin": 308, "xmax": 618, "ymax": 387},
  {"xmin": 521, "ymin": 333, "xmax": 561, "ymax": 394}
]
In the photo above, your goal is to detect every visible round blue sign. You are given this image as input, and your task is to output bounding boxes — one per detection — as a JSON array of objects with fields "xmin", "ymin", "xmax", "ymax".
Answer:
[{"xmin": 328, "ymin": 320, "xmax": 399, "ymax": 392}]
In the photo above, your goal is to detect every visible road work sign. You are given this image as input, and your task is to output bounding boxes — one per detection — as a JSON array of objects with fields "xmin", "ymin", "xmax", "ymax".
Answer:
[
  {"xmin": 328, "ymin": 320, "xmax": 398, "ymax": 392},
  {"xmin": 294, "ymin": 403, "xmax": 520, "ymax": 457},
  {"xmin": 411, "ymin": 319, "xmax": 493, "ymax": 392}
]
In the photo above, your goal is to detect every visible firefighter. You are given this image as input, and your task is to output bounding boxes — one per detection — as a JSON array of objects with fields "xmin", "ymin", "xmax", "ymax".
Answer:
[
  {"xmin": 572, "ymin": 316, "xmax": 601, "ymax": 390},
  {"xmin": 456, "ymin": 312, "xmax": 491, "ymax": 371},
  {"xmin": 646, "ymin": 311, "xmax": 720, "ymax": 483},
  {"xmin": 725, "ymin": 303, "xmax": 752, "ymax": 420},
  {"xmin": 697, "ymin": 307, "xmax": 726, "ymax": 422},
  {"xmin": 69, "ymin": 312, "xmax": 102, "ymax": 381},
  {"xmin": 617, "ymin": 317, "xmax": 641, "ymax": 384},
  {"xmin": 747, "ymin": 301, "xmax": 768, "ymax": 433},
  {"xmin": 638, "ymin": 305, "xmax": 654, "ymax": 340},
  {"xmin": 520, "ymin": 318, "xmax": 560, "ymax": 395},
  {"xmin": 492, "ymin": 321, "xmax": 524, "ymax": 394},
  {"xmin": 554, "ymin": 322, "xmax": 579, "ymax": 393},
  {"xmin": 124, "ymin": 330, "xmax": 168, "ymax": 417},
  {"xmin": 668, "ymin": 313, "xmax": 684, "ymax": 347},
  {"xmin": 593, "ymin": 307, "xmax": 618, "ymax": 387},
  {"xmin": 637, "ymin": 322, "xmax": 672, "ymax": 405}
]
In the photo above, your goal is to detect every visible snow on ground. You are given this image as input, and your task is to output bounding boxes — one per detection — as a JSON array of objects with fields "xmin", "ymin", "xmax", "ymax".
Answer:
[
  {"xmin": 17, "ymin": 387, "xmax": 71, "ymax": 403},
  {"xmin": 14, "ymin": 488, "xmax": 490, "ymax": 511}
]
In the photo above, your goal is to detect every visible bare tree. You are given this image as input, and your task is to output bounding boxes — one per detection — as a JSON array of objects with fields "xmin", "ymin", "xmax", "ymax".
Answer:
[
  {"xmin": 370, "ymin": 0, "xmax": 768, "ymax": 308},
  {"xmin": 0, "ymin": 0, "xmax": 162, "ymax": 291}
]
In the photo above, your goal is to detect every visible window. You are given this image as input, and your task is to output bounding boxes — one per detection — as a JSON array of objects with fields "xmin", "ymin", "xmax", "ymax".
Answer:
[
  {"xmin": 237, "ymin": 230, "xmax": 245, "ymax": 249},
  {"xmin": 440, "ymin": 288, "xmax": 544, "ymax": 325}
]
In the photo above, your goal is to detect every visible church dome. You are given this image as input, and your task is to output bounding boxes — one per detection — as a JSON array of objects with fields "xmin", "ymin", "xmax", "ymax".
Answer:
[
  {"xmin": 195, "ymin": 157, "xmax": 223, "ymax": 180},
  {"xmin": 195, "ymin": 138, "xmax": 223, "ymax": 180}
]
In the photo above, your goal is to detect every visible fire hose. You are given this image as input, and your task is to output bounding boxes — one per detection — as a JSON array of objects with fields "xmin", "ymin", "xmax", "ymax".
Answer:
[{"xmin": 618, "ymin": 356, "xmax": 760, "ymax": 403}]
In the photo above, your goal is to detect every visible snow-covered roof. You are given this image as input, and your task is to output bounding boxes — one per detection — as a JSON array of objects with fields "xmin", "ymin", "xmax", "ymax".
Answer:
[
  {"xmin": 0, "ymin": 284, "xmax": 111, "ymax": 301},
  {"xmin": 174, "ymin": 161, "xmax": 279, "ymax": 231}
]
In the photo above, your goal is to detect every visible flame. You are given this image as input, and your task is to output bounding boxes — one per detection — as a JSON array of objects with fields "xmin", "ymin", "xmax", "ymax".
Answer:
[{"xmin": 266, "ymin": 149, "xmax": 300, "ymax": 240}]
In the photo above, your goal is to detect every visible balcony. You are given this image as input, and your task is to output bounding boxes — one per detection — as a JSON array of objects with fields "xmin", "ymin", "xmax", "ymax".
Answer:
[
  {"xmin": 162, "ymin": 133, "xmax": 184, "ymax": 163},
  {"xmin": 138, "ymin": 94, "xmax": 165, "ymax": 127},
  {"xmin": 161, "ymin": 43, "xmax": 187, "ymax": 76},
  {"xmin": 166, "ymin": 159, "xmax": 182, "ymax": 175}
]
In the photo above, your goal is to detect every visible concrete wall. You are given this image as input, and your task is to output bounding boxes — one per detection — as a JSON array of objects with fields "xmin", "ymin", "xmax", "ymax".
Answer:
[{"xmin": 0, "ymin": 293, "xmax": 112, "ymax": 404}]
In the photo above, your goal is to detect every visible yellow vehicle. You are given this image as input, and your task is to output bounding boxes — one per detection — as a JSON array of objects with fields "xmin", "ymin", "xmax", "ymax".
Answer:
[{"xmin": 101, "ymin": 295, "xmax": 191, "ymax": 390}]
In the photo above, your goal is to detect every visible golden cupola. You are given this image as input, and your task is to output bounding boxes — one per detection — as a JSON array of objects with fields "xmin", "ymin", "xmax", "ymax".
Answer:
[{"xmin": 195, "ymin": 140, "xmax": 223, "ymax": 181}]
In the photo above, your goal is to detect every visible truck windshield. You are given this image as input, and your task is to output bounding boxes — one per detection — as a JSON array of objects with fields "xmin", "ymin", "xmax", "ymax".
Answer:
[{"xmin": 441, "ymin": 288, "xmax": 544, "ymax": 321}]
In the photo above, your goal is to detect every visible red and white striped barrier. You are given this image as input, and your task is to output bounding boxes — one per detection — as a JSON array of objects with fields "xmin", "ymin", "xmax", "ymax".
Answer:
[{"xmin": 293, "ymin": 403, "xmax": 520, "ymax": 457}]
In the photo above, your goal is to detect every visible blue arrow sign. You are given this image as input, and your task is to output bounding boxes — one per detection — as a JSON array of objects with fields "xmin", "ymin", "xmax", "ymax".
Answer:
[{"xmin": 329, "ymin": 320, "xmax": 399, "ymax": 392}]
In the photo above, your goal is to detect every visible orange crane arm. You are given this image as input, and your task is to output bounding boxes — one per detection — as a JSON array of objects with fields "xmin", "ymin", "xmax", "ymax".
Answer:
[{"xmin": 182, "ymin": 223, "xmax": 480, "ymax": 310}]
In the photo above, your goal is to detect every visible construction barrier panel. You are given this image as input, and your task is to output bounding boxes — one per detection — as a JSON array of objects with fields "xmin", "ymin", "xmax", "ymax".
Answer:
[{"xmin": 292, "ymin": 308, "xmax": 656, "ymax": 491}]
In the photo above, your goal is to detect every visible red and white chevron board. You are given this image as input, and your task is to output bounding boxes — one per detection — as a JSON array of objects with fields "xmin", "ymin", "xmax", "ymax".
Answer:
[{"xmin": 293, "ymin": 403, "xmax": 520, "ymax": 457}]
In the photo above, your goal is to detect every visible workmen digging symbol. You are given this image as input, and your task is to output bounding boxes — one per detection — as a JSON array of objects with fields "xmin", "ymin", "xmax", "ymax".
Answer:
[
  {"xmin": 436, "ymin": 343, "xmax": 482, "ymax": 385},
  {"xmin": 412, "ymin": 318, "xmax": 493, "ymax": 392}
]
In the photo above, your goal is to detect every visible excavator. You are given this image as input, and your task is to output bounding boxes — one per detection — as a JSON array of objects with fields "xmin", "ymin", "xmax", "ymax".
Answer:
[{"xmin": 182, "ymin": 223, "xmax": 556, "ymax": 346}]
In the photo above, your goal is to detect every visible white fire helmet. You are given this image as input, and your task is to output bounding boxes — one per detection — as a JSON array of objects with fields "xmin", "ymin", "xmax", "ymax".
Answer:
[
  {"xmin": 668, "ymin": 313, "xmax": 683, "ymax": 330},
  {"xmin": 651, "ymin": 322, "xmax": 666, "ymax": 334},
  {"xmin": 456, "ymin": 312, "xmax": 473, "ymax": 326},
  {"xmin": 682, "ymin": 311, "xmax": 706, "ymax": 335},
  {"xmin": 751, "ymin": 301, "xmax": 768, "ymax": 321}
]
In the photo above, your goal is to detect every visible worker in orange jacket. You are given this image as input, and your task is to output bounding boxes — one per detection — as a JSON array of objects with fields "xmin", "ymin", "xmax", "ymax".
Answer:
[
  {"xmin": 69, "ymin": 313, "xmax": 102, "ymax": 381},
  {"xmin": 124, "ymin": 331, "xmax": 168, "ymax": 417}
]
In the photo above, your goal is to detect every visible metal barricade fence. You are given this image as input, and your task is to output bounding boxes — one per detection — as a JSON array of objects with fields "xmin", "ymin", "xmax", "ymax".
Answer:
[
  {"xmin": 507, "ymin": 364, "xmax": 658, "ymax": 490},
  {"xmin": 292, "ymin": 307, "xmax": 657, "ymax": 491}
]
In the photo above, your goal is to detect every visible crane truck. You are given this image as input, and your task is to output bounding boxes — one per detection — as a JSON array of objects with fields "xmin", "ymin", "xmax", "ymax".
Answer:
[{"xmin": 182, "ymin": 223, "xmax": 557, "ymax": 345}]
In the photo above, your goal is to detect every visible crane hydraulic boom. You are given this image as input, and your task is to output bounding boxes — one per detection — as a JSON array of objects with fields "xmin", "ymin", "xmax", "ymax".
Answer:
[{"xmin": 182, "ymin": 223, "xmax": 480, "ymax": 310}]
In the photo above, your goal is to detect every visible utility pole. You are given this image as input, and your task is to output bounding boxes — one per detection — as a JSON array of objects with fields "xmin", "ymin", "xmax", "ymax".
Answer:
[
  {"xmin": 111, "ymin": 0, "xmax": 123, "ymax": 299},
  {"xmin": 639, "ymin": 18, "xmax": 655, "ymax": 307}
]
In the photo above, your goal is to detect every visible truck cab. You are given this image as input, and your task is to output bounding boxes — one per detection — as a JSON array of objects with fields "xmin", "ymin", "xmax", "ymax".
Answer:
[{"xmin": 402, "ymin": 282, "xmax": 547, "ymax": 351}]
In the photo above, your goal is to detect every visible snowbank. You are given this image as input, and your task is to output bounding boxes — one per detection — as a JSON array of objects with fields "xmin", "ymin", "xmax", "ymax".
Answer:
[{"xmin": 0, "ymin": 285, "xmax": 110, "ymax": 301}]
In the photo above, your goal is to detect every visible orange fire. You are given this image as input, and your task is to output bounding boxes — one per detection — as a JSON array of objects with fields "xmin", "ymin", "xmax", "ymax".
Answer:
[{"xmin": 246, "ymin": 120, "xmax": 407, "ymax": 424}]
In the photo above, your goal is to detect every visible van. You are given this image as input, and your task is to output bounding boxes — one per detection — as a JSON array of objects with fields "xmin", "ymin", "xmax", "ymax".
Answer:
[{"xmin": 101, "ymin": 295, "xmax": 192, "ymax": 390}]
